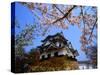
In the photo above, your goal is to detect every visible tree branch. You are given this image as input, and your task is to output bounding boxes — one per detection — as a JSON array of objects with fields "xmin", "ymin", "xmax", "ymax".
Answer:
[
  {"xmin": 81, "ymin": 6, "xmax": 85, "ymax": 35},
  {"xmin": 52, "ymin": 5, "xmax": 77, "ymax": 24},
  {"xmin": 88, "ymin": 18, "xmax": 97, "ymax": 41},
  {"xmin": 53, "ymin": 4, "xmax": 65, "ymax": 15}
]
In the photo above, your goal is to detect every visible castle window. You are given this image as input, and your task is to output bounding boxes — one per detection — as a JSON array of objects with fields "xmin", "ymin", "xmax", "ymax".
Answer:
[
  {"xmin": 47, "ymin": 54, "xmax": 51, "ymax": 58},
  {"xmin": 54, "ymin": 52, "xmax": 58, "ymax": 56},
  {"xmin": 42, "ymin": 55, "xmax": 45, "ymax": 59}
]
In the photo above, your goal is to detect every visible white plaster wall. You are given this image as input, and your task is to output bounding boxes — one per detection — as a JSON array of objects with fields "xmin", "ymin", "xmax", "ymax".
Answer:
[
  {"xmin": 79, "ymin": 64, "xmax": 93, "ymax": 70},
  {"xmin": 51, "ymin": 52, "xmax": 54, "ymax": 57},
  {"xmin": 58, "ymin": 49, "xmax": 67, "ymax": 55},
  {"xmin": 79, "ymin": 64, "xmax": 87, "ymax": 69},
  {"xmin": 40, "ymin": 48, "xmax": 74, "ymax": 59},
  {"xmin": 89, "ymin": 65, "xmax": 93, "ymax": 69}
]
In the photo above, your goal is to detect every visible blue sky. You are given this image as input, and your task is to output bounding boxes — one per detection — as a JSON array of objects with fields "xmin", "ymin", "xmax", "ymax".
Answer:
[{"xmin": 15, "ymin": 2, "xmax": 90, "ymax": 61}]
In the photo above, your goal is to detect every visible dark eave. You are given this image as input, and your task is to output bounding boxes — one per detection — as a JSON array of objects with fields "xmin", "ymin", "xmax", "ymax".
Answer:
[{"xmin": 41, "ymin": 32, "xmax": 68, "ymax": 42}]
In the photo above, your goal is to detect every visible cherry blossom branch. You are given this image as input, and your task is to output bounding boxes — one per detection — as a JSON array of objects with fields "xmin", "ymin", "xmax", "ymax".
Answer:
[
  {"xmin": 80, "ymin": 6, "xmax": 85, "ymax": 35},
  {"xmin": 88, "ymin": 18, "xmax": 97, "ymax": 41},
  {"xmin": 53, "ymin": 4, "xmax": 65, "ymax": 15},
  {"xmin": 52, "ymin": 5, "xmax": 77, "ymax": 24}
]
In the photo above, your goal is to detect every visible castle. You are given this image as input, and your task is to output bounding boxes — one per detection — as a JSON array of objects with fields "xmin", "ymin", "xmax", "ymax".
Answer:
[{"xmin": 36, "ymin": 32, "xmax": 79, "ymax": 60}]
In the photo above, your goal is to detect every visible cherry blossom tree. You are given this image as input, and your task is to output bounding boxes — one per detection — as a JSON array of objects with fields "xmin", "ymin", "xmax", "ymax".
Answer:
[{"xmin": 19, "ymin": 2, "xmax": 97, "ymax": 56}]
